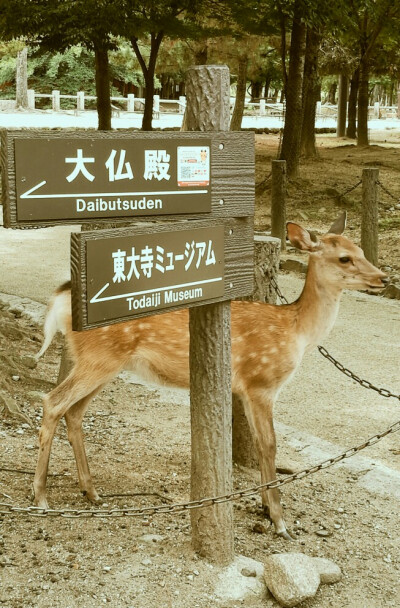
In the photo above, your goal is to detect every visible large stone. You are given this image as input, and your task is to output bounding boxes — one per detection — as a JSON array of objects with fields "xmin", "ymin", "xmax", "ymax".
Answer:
[
  {"xmin": 214, "ymin": 555, "xmax": 266, "ymax": 602},
  {"xmin": 263, "ymin": 553, "xmax": 320, "ymax": 607}
]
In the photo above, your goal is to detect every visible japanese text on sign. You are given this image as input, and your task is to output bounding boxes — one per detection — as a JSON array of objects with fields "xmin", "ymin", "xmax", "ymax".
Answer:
[
  {"xmin": 85, "ymin": 226, "xmax": 225, "ymax": 324},
  {"xmin": 13, "ymin": 137, "xmax": 212, "ymax": 222}
]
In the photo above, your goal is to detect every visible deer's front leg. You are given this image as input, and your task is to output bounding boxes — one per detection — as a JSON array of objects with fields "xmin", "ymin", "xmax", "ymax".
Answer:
[{"xmin": 243, "ymin": 388, "xmax": 292, "ymax": 540}]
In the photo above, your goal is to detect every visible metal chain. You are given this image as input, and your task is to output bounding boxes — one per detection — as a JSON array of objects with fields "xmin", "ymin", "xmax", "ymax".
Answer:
[
  {"xmin": 287, "ymin": 179, "xmax": 362, "ymax": 200},
  {"xmin": 377, "ymin": 180, "xmax": 400, "ymax": 204},
  {"xmin": 338, "ymin": 179, "xmax": 362, "ymax": 199},
  {"xmin": 255, "ymin": 172, "xmax": 272, "ymax": 194},
  {"xmin": 267, "ymin": 270, "xmax": 399, "ymax": 401},
  {"xmin": 317, "ymin": 346, "xmax": 400, "ymax": 401},
  {"xmin": 1, "ymin": 418, "xmax": 399, "ymax": 519}
]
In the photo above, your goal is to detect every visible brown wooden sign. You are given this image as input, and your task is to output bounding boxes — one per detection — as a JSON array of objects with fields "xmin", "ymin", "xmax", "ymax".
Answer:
[
  {"xmin": 71, "ymin": 218, "xmax": 254, "ymax": 330},
  {"xmin": 1, "ymin": 130, "xmax": 254, "ymax": 227}
]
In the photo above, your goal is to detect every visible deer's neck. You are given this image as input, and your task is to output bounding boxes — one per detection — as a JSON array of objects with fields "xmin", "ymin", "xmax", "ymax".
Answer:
[{"xmin": 295, "ymin": 261, "xmax": 343, "ymax": 348}]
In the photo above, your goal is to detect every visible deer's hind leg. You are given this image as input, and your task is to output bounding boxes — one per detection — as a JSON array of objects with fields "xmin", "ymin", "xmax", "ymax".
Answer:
[
  {"xmin": 64, "ymin": 385, "xmax": 105, "ymax": 503},
  {"xmin": 33, "ymin": 371, "xmax": 110, "ymax": 509}
]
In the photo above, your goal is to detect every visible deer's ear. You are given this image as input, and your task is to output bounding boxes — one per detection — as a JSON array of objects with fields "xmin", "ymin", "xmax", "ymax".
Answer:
[
  {"xmin": 327, "ymin": 212, "xmax": 347, "ymax": 235},
  {"xmin": 286, "ymin": 222, "xmax": 321, "ymax": 252}
]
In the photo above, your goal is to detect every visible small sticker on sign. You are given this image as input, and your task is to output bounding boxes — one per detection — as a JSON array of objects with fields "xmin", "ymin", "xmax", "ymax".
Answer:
[{"xmin": 177, "ymin": 146, "xmax": 210, "ymax": 187}]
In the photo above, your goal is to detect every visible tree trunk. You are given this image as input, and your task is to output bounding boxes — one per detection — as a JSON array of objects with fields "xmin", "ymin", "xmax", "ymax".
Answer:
[
  {"xmin": 95, "ymin": 47, "xmax": 111, "ymax": 131},
  {"xmin": 16, "ymin": 47, "xmax": 28, "ymax": 109},
  {"xmin": 142, "ymin": 72, "xmax": 155, "ymax": 131},
  {"xmin": 249, "ymin": 81, "xmax": 262, "ymax": 100},
  {"xmin": 279, "ymin": 0, "xmax": 307, "ymax": 177},
  {"xmin": 193, "ymin": 41, "xmax": 208, "ymax": 65},
  {"xmin": 131, "ymin": 33, "xmax": 164, "ymax": 131},
  {"xmin": 336, "ymin": 73, "xmax": 348, "ymax": 137},
  {"xmin": 346, "ymin": 67, "xmax": 359, "ymax": 138},
  {"xmin": 327, "ymin": 82, "xmax": 337, "ymax": 104},
  {"xmin": 357, "ymin": 56, "xmax": 370, "ymax": 146},
  {"xmin": 301, "ymin": 27, "xmax": 321, "ymax": 157},
  {"xmin": 230, "ymin": 55, "xmax": 248, "ymax": 131}
]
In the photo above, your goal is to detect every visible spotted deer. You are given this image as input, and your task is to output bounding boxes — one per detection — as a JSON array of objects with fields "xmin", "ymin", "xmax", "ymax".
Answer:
[{"xmin": 33, "ymin": 213, "xmax": 388, "ymax": 539}]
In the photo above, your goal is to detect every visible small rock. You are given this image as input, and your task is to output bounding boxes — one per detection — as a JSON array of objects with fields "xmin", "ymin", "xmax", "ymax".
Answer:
[
  {"xmin": 12, "ymin": 375, "xmax": 20, "ymax": 382},
  {"xmin": 21, "ymin": 355, "xmax": 37, "ymax": 370},
  {"xmin": 138, "ymin": 534, "xmax": 164, "ymax": 543},
  {"xmin": 315, "ymin": 529, "xmax": 333, "ymax": 537},
  {"xmin": 383, "ymin": 283, "xmax": 400, "ymax": 300},
  {"xmin": 9, "ymin": 308, "xmax": 22, "ymax": 318},
  {"xmin": 297, "ymin": 210, "xmax": 309, "ymax": 220},
  {"xmin": 252, "ymin": 522, "xmax": 268, "ymax": 534},
  {"xmin": 241, "ymin": 567, "xmax": 257, "ymax": 578},
  {"xmin": 264, "ymin": 553, "xmax": 320, "ymax": 607},
  {"xmin": 312, "ymin": 557, "xmax": 342, "ymax": 584}
]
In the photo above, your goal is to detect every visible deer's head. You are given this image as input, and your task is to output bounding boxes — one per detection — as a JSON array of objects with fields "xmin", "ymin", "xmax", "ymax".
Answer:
[{"xmin": 286, "ymin": 213, "xmax": 389, "ymax": 293}]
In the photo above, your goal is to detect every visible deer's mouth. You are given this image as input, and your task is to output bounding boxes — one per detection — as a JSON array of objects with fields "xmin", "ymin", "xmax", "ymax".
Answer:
[{"xmin": 366, "ymin": 283, "xmax": 385, "ymax": 292}]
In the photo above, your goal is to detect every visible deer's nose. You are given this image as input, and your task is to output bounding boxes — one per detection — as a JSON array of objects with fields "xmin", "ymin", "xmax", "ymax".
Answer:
[{"xmin": 381, "ymin": 275, "xmax": 390, "ymax": 286}]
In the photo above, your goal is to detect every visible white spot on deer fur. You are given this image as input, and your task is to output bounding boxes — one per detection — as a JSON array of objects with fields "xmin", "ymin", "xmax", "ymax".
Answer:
[{"xmin": 261, "ymin": 356, "xmax": 269, "ymax": 364}]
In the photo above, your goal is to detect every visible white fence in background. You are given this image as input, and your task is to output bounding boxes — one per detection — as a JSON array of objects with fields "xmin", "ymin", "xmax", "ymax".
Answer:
[
  {"xmin": 0, "ymin": 90, "xmax": 396, "ymax": 121},
  {"xmin": 27, "ymin": 89, "xmax": 187, "ymax": 115}
]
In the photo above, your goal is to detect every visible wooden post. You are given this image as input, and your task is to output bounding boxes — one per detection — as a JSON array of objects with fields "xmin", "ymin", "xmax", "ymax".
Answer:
[
  {"xmin": 397, "ymin": 83, "xmax": 400, "ymax": 119},
  {"xmin": 271, "ymin": 160, "xmax": 287, "ymax": 251},
  {"xmin": 77, "ymin": 91, "xmax": 85, "ymax": 112},
  {"xmin": 185, "ymin": 65, "xmax": 234, "ymax": 564},
  {"xmin": 361, "ymin": 167, "xmax": 379, "ymax": 266},
  {"xmin": 127, "ymin": 94, "xmax": 135, "ymax": 112},
  {"xmin": 16, "ymin": 47, "xmax": 28, "ymax": 109},
  {"xmin": 52, "ymin": 90, "xmax": 60, "ymax": 112},
  {"xmin": 179, "ymin": 95, "xmax": 186, "ymax": 114},
  {"xmin": 232, "ymin": 235, "xmax": 281, "ymax": 469},
  {"xmin": 336, "ymin": 74, "xmax": 348, "ymax": 137},
  {"xmin": 27, "ymin": 90, "xmax": 35, "ymax": 110}
]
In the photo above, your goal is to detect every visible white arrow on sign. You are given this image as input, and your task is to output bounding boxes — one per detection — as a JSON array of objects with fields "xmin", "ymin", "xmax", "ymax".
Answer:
[
  {"xmin": 90, "ymin": 277, "xmax": 223, "ymax": 304},
  {"xmin": 20, "ymin": 180, "xmax": 208, "ymax": 199}
]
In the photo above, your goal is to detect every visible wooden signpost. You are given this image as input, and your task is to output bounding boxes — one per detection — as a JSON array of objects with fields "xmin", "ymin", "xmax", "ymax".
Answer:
[
  {"xmin": 1, "ymin": 130, "xmax": 253, "ymax": 227},
  {"xmin": 1, "ymin": 65, "xmax": 255, "ymax": 565}
]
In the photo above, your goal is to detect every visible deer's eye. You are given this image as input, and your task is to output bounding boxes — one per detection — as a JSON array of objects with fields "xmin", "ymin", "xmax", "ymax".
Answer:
[{"xmin": 339, "ymin": 256, "xmax": 351, "ymax": 264}]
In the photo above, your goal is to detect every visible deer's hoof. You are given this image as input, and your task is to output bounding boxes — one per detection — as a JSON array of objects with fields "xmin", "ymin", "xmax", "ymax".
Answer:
[
  {"xmin": 82, "ymin": 489, "xmax": 100, "ymax": 504},
  {"xmin": 276, "ymin": 529, "xmax": 294, "ymax": 541},
  {"xmin": 32, "ymin": 485, "xmax": 49, "ymax": 509}
]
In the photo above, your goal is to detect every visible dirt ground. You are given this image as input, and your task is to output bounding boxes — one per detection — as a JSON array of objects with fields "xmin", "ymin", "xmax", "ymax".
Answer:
[{"xmin": 0, "ymin": 133, "xmax": 400, "ymax": 608}]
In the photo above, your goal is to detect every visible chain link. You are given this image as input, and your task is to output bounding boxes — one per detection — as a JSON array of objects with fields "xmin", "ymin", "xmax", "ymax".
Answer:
[
  {"xmin": 317, "ymin": 346, "xmax": 400, "ymax": 401},
  {"xmin": 377, "ymin": 180, "xmax": 400, "ymax": 204},
  {"xmin": 287, "ymin": 179, "xmax": 362, "ymax": 200},
  {"xmin": 1, "ymin": 418, "xmax": 399, "ymax": 519},
  {"xmin": 338, "ymin": 179, "xmax": 362, "ymax": 199}
]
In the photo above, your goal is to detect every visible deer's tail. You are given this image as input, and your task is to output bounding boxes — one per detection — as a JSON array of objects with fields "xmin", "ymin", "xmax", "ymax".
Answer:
[{"xmin": 36, "ymin": 282, "xmax": 72, "ymax": 360}]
